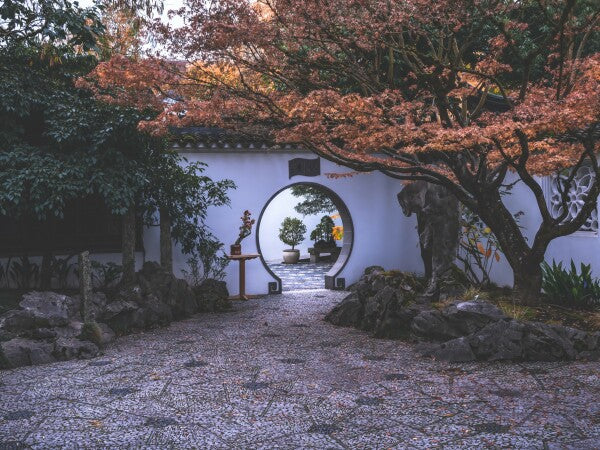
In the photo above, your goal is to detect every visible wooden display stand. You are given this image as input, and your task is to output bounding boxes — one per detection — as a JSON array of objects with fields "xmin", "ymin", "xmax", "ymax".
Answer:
[{"xmin": 226, "ymin": 254, "xmax": 260, "ymax": 300}]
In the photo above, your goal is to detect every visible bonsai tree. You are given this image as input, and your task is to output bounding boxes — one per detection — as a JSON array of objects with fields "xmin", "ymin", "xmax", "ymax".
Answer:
[
  {"xmin": 310, "ymin": 216, "xmax": 336, "ymax": 248},
  {"xmin": 234, "ymin": 210, "xmax": 256, "ymax": 245},
  {"xmin": 278, "ymin": 217, "xmax": 306, "ymax": 250}
]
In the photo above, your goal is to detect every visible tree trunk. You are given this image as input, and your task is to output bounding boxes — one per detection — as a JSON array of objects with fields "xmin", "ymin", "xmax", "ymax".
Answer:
[
  {"xmin": 512, "ymin": 260, "xmax": 544, "ymax": 306},
  {"xmin": 121, "ymin": 205, "xmax": 136, "ymax": 285},
  {"xmin": 159, "ymin": 206, "xmax": 173, "ymax": 274},
  {"xmin": 475, "ymin": 192, "xmax": 545, "ymax": 305}
]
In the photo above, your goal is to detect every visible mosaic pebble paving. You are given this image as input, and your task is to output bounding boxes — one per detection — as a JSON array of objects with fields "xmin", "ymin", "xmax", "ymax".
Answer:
[
  {"xmin": 268, "ymin": 261, "xmax": 334, "ymax": 290},
  {"xmin": 0, "ymin": 289, "xmax": 599, "ymax": 449}
]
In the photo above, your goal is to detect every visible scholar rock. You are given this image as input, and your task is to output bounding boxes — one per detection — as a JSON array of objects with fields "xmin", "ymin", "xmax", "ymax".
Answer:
[{"xmin": 19, "ymin": 292, "xmax": 80, "ymax": 327}]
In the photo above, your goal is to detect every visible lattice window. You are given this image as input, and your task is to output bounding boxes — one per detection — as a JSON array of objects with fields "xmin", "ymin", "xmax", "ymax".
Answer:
[{"xmin": 549, "ymin": 164, "xmax": 598, "ymax": 233}]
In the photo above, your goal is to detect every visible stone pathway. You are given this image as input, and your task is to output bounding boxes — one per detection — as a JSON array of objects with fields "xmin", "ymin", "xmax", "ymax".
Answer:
[
  {"xmin": 268, "ymin": 261, "xmax": 334, "ymax": 290},
  {"xmin": 1, "ymin": 290, "xmax": 599, "ymax": 449}
]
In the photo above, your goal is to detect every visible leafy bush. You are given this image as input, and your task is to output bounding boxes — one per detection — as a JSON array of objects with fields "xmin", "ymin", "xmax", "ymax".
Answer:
[
  {"xmin": 91, "ymin": 261, "xmax": 123, "ymax": 289},
  {"xmin": 51, "ymin": 255, "xmax": 77, "ymax": 289},
  {"xmin": 541, "ymin": 260, "xmax": 600, "ymax": 309},
  {"xmin": 9, "ymin": 257, "xmax": 39, "ymax": 289},
  {"xmin": 278, "ymin": 217, "xmax": 306, "ymax": 250},
  {"xmin": 183, "ymin": 233, "xmax": 229, "ymax": 286},
  {"xmin": 310, "ymin": 215, "xmax": 336, "ymax": 247}
]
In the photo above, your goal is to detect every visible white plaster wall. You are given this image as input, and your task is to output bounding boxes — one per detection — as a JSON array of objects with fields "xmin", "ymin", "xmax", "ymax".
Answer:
[
  {"xmin": 168, "ymin": 150, "xmax": 423, "ymax": 295},
  {"xmin": 479, "ymin": 172, "xmax": 600, "ymax": 287}
]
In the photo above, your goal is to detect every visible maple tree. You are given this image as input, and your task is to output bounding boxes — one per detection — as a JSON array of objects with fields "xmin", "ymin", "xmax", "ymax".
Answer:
[{"xmin": 86, "ymin": 0, "xmax": 600, "ymax": 303}]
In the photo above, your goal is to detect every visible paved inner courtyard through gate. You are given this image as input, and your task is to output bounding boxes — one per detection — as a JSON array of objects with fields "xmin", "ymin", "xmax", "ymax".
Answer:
[
  {"xmin": 267, "ymin": 261, "xmax": 335, "ymax": 291},
  {"xmin": 1, "ymin": 290, "xmax": 599, "ymax": 449}
]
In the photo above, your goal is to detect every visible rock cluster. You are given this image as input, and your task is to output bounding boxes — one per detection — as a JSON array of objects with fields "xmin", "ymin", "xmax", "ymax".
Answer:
[
  {"xmin": 326, "ymin": 267, "xmax": 600, "ymax": 362},
  {"xmin": 0, "ymin": 262, "xmax": 229, "ymax": 369}
]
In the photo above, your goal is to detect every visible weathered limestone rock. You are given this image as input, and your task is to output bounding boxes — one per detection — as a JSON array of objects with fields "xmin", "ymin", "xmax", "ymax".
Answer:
[
  {"xmin": 397, "ymin": 181, "xmax": 460, "ymax": 298},
  {"xmin": 327, "ymin": 267, "xmax": 600, "ymax": 362},
  {"xmin": 374, "ymin": 295, "xmax": 420, "ymax": 339},
  {"xmin": 411, "ymin": 300, "xmax": 508, "ymax": 341},
  {"xmin": 95, "ymin": 322, "xmax": 116, "ymax": 345},
  {"xmin": 101, "ymin": 299, "xmax": 140, "ymax": 334},
  {"xmin": 0, "ymin": 338, "xmax": 56, "ymax": 369},
  {"xmin": 420, "ymin": 337, "xmax": 477, "ymax": 362},
  {"xmin": 1, "ymin": 309, "xmax": 37, "ymax": 332},
  {"xmin": 325, "ymin": 292, "xmax": 364, "ymax": 328},
  {"xmin": 53, "ymin": 337, "xmax": 99, "ymax": 360},
  {"xmin": 194, "ymin": 279, "xmax": 231, "ymax": 312},
  {"xmin": 0, "ymin": 263, "xmax": 228, "ymax": 370},
  {"xmin": 19, "ymin": 292, "xmax": 80, "ymax": 327}
]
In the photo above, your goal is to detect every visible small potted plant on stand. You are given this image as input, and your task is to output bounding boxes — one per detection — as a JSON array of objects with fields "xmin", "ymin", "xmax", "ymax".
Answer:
[
  {"xmin": 231, "ymin": 210, "xmax": 255, "ymax": 255},
  {"xmin": 278, "ymin": 217, "xmax": 306, "ymax": 264}
]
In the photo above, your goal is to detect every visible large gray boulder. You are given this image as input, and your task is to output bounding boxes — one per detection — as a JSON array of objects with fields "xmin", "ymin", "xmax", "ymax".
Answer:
[
  {"xmin": 0, "ymin": 338, "xmax": 56, "ymax": 369},
  {"xmin": 0, "ymin": 309, "xmax": 37, "ymax": 332},
  {"xmin": 137, "ymin": 262, "xmax": 197, "ymax": 318},
  {"xmin": 326, "ymin": 268, "xmax": 421, "ymax": 338},
  {"xmin": 194, "ymin": 279, "xmax": 230, "ymax": 312},
  {"xmin": 411, "ymin": 300, "xmax": 508, "ymax": 341},
  {"xmin": 422, "ymin": 319, "xmax": 592, "ymax": 362},
  {"xmin": 374, "ymin": 296, "xmax": 421, "ymax": 339},
  {"xmin": 53, "ymin": 338, "xmax": 99, "ymax": 360},
  {"xmin": 19, "ymin": 292, "xmax": 80, "ymax": 327},
  {"xmin": 325, "ymin": 292, "xmax": 364, "ymax": 328},
  {"xmin": 420, "ymin": 336, "xmax": 477, "ymax": 362},
  {"xmin": 101, "ymin": 299, "xmax": 140, "ymax": 334}
]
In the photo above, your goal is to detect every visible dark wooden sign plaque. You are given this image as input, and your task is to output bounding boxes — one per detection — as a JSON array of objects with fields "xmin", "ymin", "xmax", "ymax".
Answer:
[{"xmin": 288, "ymin": 157, "xmax": 320, "ymax": 178}]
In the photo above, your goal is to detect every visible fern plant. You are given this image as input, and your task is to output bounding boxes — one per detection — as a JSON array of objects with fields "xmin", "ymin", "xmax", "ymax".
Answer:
[{"xmin": 541, "ymin": 260, "xmax": 600, "ymax": 309}]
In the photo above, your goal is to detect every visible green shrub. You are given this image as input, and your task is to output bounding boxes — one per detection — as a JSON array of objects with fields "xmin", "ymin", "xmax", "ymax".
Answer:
[
  {"xmin": 278, "ymin": 217, "xmax": 306, "ymax": 250},
  {"xmin": 541, "ymin": 260, "xmax": 600, "ymax": 309}
]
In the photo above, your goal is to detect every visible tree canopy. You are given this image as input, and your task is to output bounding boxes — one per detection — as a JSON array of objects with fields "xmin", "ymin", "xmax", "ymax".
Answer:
[
  {"xmin": 0, "ymin": 0, "xmax": 235, "ymax": 283},
  {"xmin": 81, "ymin": 0, "xmax": 600, "ymax": 302},
  {"xmin": 290, "ymin": 185, "xmax": 336, "ymax": 216}
]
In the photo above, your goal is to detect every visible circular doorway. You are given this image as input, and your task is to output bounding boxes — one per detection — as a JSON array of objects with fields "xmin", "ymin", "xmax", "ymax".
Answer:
[{"xmin": 255, "ymin": 182, "xmax": 353, "ymax": 293}]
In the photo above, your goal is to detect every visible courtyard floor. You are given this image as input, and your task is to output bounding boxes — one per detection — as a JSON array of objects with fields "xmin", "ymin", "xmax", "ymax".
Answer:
[
  {"xmin": 1, "ymin": 290, "xmax": 599, "ymax": 449},
  {"xmin": 267, "ymin": 261, "xmax": 334, "ymax": 290}
]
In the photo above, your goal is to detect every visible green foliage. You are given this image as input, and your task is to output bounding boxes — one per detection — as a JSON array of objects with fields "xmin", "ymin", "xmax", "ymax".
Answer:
[
  {"xmin": 278, "ymin": 217, "xmax": 306, "ymax": 250},
  {"xmin": 91, "ymin": 260, "xmax": 122, "ymax": 289},
  {"xmin": 50, "ymin": 254, "xmax": 76, "ymax": 290},
  {"xmin": 290, "ymin": 185, "xmax": 336, "ymax": 216},
  {"xmin": 9, "ymin": 256, "xmax": 39, "ymax": 289},
  {"xmin": 140, "ymin": 150, "xmax": 235, "ymax": 265},
  {"xmin": 182, "ymin": 233, "xmax": 229, "ymax": 286},
  {"xmin": 457, "ymin": 207, "xmax": 503, "ymax": 286},
  {"xmin": 0, "ymin": 43, "xmax": 156, "ymax": 221},
  {"xmin": 309, "ymin": 215, "xmax": 336, "ymax": 247},
  {"xmin": 457, "ymin": 204, "xmax": 523, "ymax": 287},
  {"xmin": 541, "ymin": 260, "xmax": 600, "ymax": 309},
  {"xmin": 0, "ymin": 0, "xmax": 104, "ymax": 51}
]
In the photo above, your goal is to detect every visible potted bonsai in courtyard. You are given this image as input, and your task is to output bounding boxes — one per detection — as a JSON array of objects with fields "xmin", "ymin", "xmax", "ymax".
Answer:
[
  {"xmin": 310, "ymin": 215, "xmax": 337, "ymax": 250},
  {"xmin": 231, "ymin": 210, "xmax": 255, "ymax": 255},
  {"xmin": 278, "ymin": 217, "xmax": 306, "ymax": 264},
  {"xmin": 308, "ymin": 215, "xmax": 342, "ymax": 263}
]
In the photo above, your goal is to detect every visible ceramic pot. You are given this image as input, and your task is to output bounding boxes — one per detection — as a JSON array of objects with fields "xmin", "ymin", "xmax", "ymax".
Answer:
[
  {"xmin": 230, "ymin": 244, "xmax": 242, "ymax": 255},
  {"xmin": 282, "ymin": 249, "xmax": 300, "ymax": 264}
]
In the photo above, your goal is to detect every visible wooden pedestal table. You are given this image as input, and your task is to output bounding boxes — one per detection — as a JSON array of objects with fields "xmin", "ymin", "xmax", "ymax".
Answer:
[{"xmin": 227, "ymin": 254, "xmax": 260, "ymax": 300}]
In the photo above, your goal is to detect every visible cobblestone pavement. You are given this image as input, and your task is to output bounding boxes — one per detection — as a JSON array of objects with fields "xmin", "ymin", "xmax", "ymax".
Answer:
[
  {"xmin": 1, "ymin": 290, "xmax": 599, "ymax": 449},
  {"xmin": 268, "ymin": 261, "xmax": 334, "ymax": 290}
]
